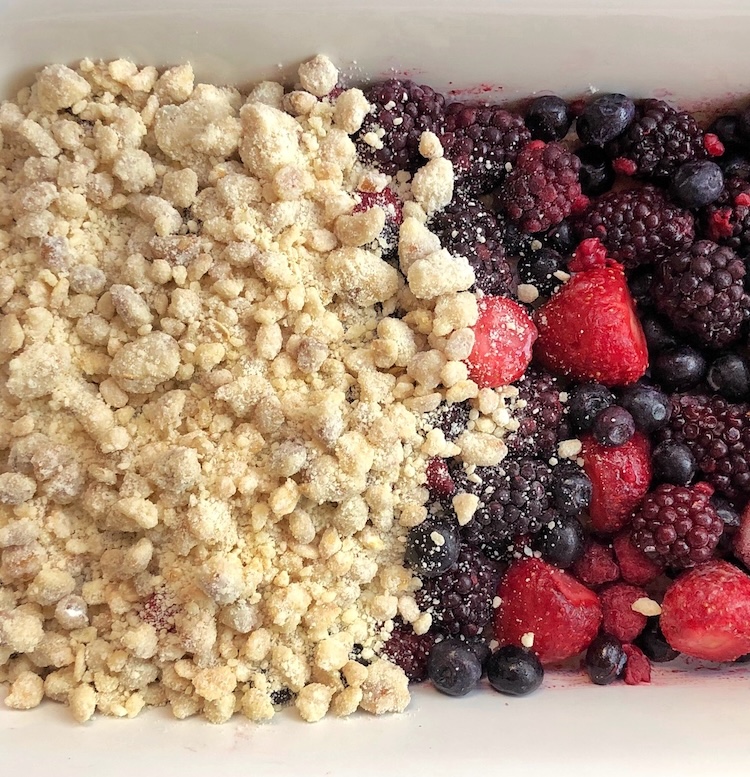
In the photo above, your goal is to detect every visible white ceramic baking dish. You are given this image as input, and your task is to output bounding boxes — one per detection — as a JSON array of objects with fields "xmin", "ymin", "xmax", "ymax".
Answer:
[{"xmin": 3, "ymin": 1, "xmax": 750, "ymax": 774}]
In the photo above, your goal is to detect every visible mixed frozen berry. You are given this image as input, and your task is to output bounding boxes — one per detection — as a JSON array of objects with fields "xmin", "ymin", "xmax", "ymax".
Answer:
[{"xmin": 361, "ymin": 79, "xmax": 750, "ymax": 700}]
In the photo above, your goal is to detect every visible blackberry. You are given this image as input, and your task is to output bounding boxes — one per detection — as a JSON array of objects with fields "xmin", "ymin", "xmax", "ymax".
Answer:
[
  {"xmin": 440, "ymin": 102, "xmax": 531, "ymax": 195},
  {"xmin": 701, "ymin": 178, "xmax": 750, "ymax": 257},
  {"xmin": 659, "ymin": 393, "xmax": 750, "ymax": 502},
  {"xmin": 356, "ymin": 79, "xmax": 445, "ymax": 175},
  {"xmin": 575, "ymin": 187, "xmax": 695, "ymax": 268},
  {"xmin": 381, "ymin": 621, "xmax": 437, "ymax": 682},
  {"xmin": 416, "ymin": 545, "xmax": 503, "ymax": 638},
  {"xmin": 631, "ymin": 482, "xmax": 723, "ymax": 569},
  {"xmin": 456, "ymin": 457, "xmax": 556, "ymax": 559},
  {"xmin": 651, "ymin": 240, "xmax": 750, "ymax": 349},
  {"xmin": 505, "ymin": 368, "xmax": 566, "ymax": 458},
  {"xmin": 605, "ymin": 99, "xmax": 707, "ymax": 181},
  {"xmin": 425, "ymin": 401, "xmax": 471, "ymax": 441},
  {"xmin": 428, "ymin": 197, "xmax": 513, "ymax": 296},
  {"xmin": 499, "ymin": 140, "xmax": 583, "ymax": 234}
]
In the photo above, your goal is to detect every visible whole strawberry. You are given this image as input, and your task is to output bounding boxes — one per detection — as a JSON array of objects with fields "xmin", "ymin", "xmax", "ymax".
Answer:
[{"xmin": 533, "ymin": 238, "xmax": 648, "ymax": 386}]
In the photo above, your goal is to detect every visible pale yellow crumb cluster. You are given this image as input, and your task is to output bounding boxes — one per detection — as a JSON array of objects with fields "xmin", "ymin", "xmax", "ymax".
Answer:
[{"xmin": 0, "ymin": 54, "xmax": 521, "ymax": 724}]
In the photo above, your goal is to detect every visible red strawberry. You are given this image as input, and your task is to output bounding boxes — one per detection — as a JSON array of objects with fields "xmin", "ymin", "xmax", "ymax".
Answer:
[
  {"xmin": 580, "ymin": 433, "xmax": 652, "ymax": 534},
  {"xmin": 660, "ymin": 560, "xmax": 750, "ymax": 662},
  {"xmin": 533, "ymin": 239, "xmax": 648, "ymax": 387},
  {"xmin": 495, "ymin": 558, "xmax": 602, "ymax": 664},
  {"xmin": 572, "ymin": 539, "xmax": 621, "ymax": 589},
  {"xmin": 466, "ymin": 296, "xmax": 538, "ymax": 389},
  {"xmin": 599, "ymin": 582, "xmax": 649, "ymax": 643},
  {"xmin": 613, "ymin": 530, "xmax": 664, "ymax": 586},
  {"xmin": 732, "ymin": 502, "xmax": 750, "ymax": 569},
  {"xmin": 623, "ymin": 644, "xmax": 652, "ymax": 685}
]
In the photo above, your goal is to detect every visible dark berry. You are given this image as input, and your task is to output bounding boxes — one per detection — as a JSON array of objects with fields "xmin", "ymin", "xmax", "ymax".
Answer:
[
  {"xmin": 651, "ymin": 346, "xmax": 707, "ymax": 391},
  {"xmin": 463, "ymin": 638, "xmax": 492, "ymax": 674},
  {"xmin": 551, "ymin": 465, "xmax": 593, "ymax": 516},
  {"xmin": 381, "ymin": 622, "xmax": 437, "ymax": 682},
  {"xmin": 404, "ymin": 519, "xmax": 460, "ymax": 578},
  {"xmin": 659, "ymin": 393, "xmax": 750, "ymax": 502},
  {"xmin": 525, "ymin": 95, "xmax": 572, "ymax": 142},
  {"xmin": 534, "ymin": 515, "xmax": 585, "ymax": 569},
  {"xmin": 739, "ymin": 106, "xmax": 750, "ymax": 141},
  {"xmin": 356, "ymin": 79, "xmax": 445, "ymax": 174},
  {"xmin": 429, "ymin": 197, "xmax": 513, "ymax": 296},
  {"xmin": 652, "ymin": 440, "xmax": 697, "ymax": 486},
  {"xmin": 719, "ymin": 153, "xmax": 750, "ymax": 180},
  {"xmin": 711, "ymin": 496, "xmax": 741, "ymax": 530},
  {"xmin": 605, "ymin": 99, "xmax": 707, "ymax": 181},
  {"xmin": 576, "ymin": 146, "xmax": 615, "ymax": 197},
  {"xmin": 641, "ymin": 314, "xmax": 679, "ymax": 355},
  {"xmin": 709, "ymin": 115, "xmax": 744, "ymax": 151},
  {"xmin": 543, "ymin": 220, "xmax": 575, "ymax": 255},
  {"xmin": 635, "ymin": 619, "xmax": 680, "ymax": 663},
  {"xmin": 505, "ymin": 369, "xmax": 566, "ymax": 458},
  {"xmin": 584, "ymin": 633, "xmax": 627, "ymax": 685},
  {"xmin": 486, "ymin": 645, "xmax": 544, "ymax": 696},
  {"xmin": 568, "ymin": 383, "xmax": 615, "ymax": 432},
  {"xmin": 707, "ymin": 353, "xmax": 750, "ymax": 401},
  {"xmin": 670, "ymin": 161, "xmax": 724, "ymax": 209},
  {"xmin": 576, "ymin": 93, "xmax": 635, "ymax": 146},
  {"xmin": 427, "ymin": 638, "xmax": 482, "ymax": 697},
  {"xmin": 593, "ymin": 405, "xmax": 636, "ymax": 447},
  {"xmin": 631, "ymin": 482, "xmax": 724, "ymax": 569},
  {"xmin": 270, "ymin": 688, "xmax": 295, "ymax": 706},
  {"xmin": 628, "ymin": 268, "xmax": 654, "ymax": 310},
  {"xmin": 619, "ymin": 384, "xmax": 671, "ymax": 433},
  {"xmin": 499, "ymin": 140, "xmax": 583, "ymax": 234},
  {"xmin": 517, "ymin": 247, "xmax": 564, "ymax": 297},
  {"xmin": 426, "ymin": 401, "xmax": 471, "ymax": 441},
  {"xmin": 575, "ymin": 186, "xmax": 695, "ymax": 269},
  {"xmin": 441, "ymin": 102, "xmax": 531, "ymax": 194},
  {"xmin": 701, "ymin": 177, "xmax": 750, "ymax": 257},
  {"xmin": 651, "ymin": 240, "xmax": 750, "ymax": 350},
  {"xmin": 456, "ymin": 458, "xmax": 556, "ymax": 559},
  {"xmin": 415, "ymin": 545, "xmax": 502, "ymax": 638}
]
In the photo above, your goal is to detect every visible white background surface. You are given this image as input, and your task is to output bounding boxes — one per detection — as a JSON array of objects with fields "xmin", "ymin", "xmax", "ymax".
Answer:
[{"xmin": 2, "ymin": 1, "xmax": 750, "ymax": 774}]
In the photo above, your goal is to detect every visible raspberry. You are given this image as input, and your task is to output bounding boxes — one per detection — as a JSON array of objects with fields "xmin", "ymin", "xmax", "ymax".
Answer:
[
  {"xmin": 499, "ymin": 141, "xmax": 583, "ymax": 234},
  {"xmin": 701, "ymin": 177, "xmax": 750, "ymax": 256},
  {"xmin": 416, "ymin": 545, "xmax": 503, "ymax": 638},
  {"xmin": 631, "ymin": 482, "xmax": 724, "ymax": 568},
  {"xmin": 651, "ymin": 240, "xmax": 750, "ymax": 349},
  {"xmin": 575, "ymin": 186, "xmax": 695, "ymax": 269},
  {"xmin": 622, "ymin": 643, "xmax": 652, "ymax": 684},
  {"xmin": 139, "ymin": 590, "xmax": 178, "ymax": 633},
  {"xmin": 605, "ymin": 99, "xmax": 707, "ymax": 181},
  {"xmin": 505, "ymin": 368, "xmax": 566, "ymax": 459},
  {"xmin": 599, "ymin": 583, "xmax": 649, "ymax": 643},
  {"xmin": 428, "ymin": 196, "xmax": 514, "ymax": 296},
  {"xmin": 381, "ymin": 621, "xmax": 438, "ymax": 682},
  {"xmin": 572, "ymin": 539, "xmax": 621, "ymax": 589},
  {"xmin": 612, "ymin": 530, "xmax": 664, "ymax": 586},
  {"xmin": 356, "ymin": 79, "xmax": 445, "ymax": 175},
  {"xmin": 660, "ymin": 393, "xmax": 750, "ymax": 503},
  {"xmin": 440, "ymin": 102, "xmax": 531, "ymax": 195},
  {"xmin": 456, "ymin": 457, "xmax": 556, "ymax": 559},
  {"xmin": 425, "ymin": 401, "xmax": 471, "ymax": 442},
  {"xmin": 425, "ymin": 457, "xmax": 456, "ymax": 500}
]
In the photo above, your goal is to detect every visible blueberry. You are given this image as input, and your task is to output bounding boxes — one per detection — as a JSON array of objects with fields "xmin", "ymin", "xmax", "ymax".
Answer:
[
  {"xmin": 551, "ymin": 466, "xmax": 592, "ymax": 515},
  {"xmin": 576, "ymin": 93, "xmax": 635, "ymax": 146},
  {"xmin": 652, "ymin": 440, "xmax": 696, "ymax": 486},
  {"xmin": 618, "ymin": 384, "xmax": 671, "ymax": 433},
  {"xmin": 712, "ymin": 495, "xmax": 741, "ymax": 530},
  {"xmin": 707, "ymin": 353, "xmax": 750, "ymax": 401},
  {"xmin": 486, "ymin": 645, "xmax": 544, "ymax": 696},
  {"xmin": 719, "ymin": 153, "xmax": 750, "ymax": 180},
  {"xmin": 709, "ymin": 114, "xmax": 743, "ymax": 150},
  {"xmin": 427, "ymin": 639, "xmax": 482, "ymax": 697},
  {"xmin": 517, "ymin": 247, "xmax": 564, "ymax": 296},
  {"xmin": 585, "ymin": 633, "xmax": 626, "ymax": 685},
  {"xmin": 463, "ymin": 638, "xmax": 492, "ymax": 674},
  {"xmin": 575, "ymin": 146, "xmax": 615, "ymax": 196},
  {"xmin": 568, "ymin": 383, "xmax": 615, "ymax": 432},
  {"xmin": 635, "ymin": 619, "xmax": 680, "ymax": 663},
  {"xmin": 738, "ymin": 106, "xmax": 750, "ymax": 141},
  {"xmin": 735, "ymin": 653, "xmax": 750, "ymax": 664},
  {"xmin": 544, "ymin": 220, "xmax": 576, "ymax": 254},
  {"xmin": 670, "ymin": 161, "xmax": 724, "ymax": 209},
  {"xmin": 641, "ymin": 314, "xmax": 679, "ymax": 355},
  {"xmin": 535, "ymin": 515, "xmax": 585, "ymax": 569},
  {"xmin": 525, "ymin": 95, "xmax": 572, "ymax": 141},
  {"xmin": 404, "ymin": 520, "xmax": 460, "ymax": 578},
  {"xmin": 628, "ymin": 269, "xmax": 654, "ymax": 309},
  {"xmin": 651, "ymin": 346, "xmax": 707, "ymax": 391},
  {"xmin": 592, "ymin": 405, "xmax": 636, "ymax": 447}
]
